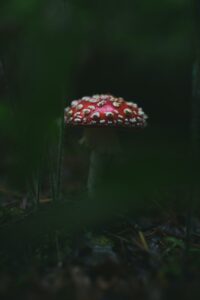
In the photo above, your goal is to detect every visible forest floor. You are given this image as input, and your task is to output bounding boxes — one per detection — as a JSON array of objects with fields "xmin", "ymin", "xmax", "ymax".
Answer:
[{"xmin": 0, "ymin": 185, "xmax": 200, "ymax": 300}]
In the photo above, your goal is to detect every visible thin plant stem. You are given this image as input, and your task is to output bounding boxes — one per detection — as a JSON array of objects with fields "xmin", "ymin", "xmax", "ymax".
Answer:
[
  {"xmin": 49, "ymin": 101, "xmax": 65, "ymax": 202},
  {"xmin": 55, "ymin": 106, "xmax": 65, "ymax": 201}
]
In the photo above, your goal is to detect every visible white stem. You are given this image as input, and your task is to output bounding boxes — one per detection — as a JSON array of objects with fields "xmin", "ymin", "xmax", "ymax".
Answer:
[
  {"xmin": 87, "ymin": 150, "xmax": 110, "ymax": 199},
  {"xmin": 81, "ymin": 127, "xmax": 121, "ymax": 199}
]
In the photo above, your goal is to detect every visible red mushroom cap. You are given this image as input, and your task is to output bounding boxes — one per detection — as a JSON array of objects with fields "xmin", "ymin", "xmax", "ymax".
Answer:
[{"xmin": 64, "ymin": 94, "xmax": 147, "ymax": 127}]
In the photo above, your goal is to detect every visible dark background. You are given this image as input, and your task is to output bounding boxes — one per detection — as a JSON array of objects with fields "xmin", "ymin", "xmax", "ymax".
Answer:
[{"xmin": 0, "ymin": 0, "xmax": 196, "ymax": 213}]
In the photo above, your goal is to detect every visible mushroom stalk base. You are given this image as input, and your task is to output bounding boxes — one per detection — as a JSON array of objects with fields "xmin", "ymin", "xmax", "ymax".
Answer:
[
  {"xmin": 82, "ymin": 127, "xmax": 121, "ymax": 199},
  {"xmin": 87, "ymin": 150, "xmax": 112, "ymax": 199}
]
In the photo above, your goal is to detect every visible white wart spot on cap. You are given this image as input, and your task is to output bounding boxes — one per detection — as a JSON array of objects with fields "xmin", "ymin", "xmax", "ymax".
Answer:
[
  {"xmin": 130, "ymin": 118, "xmax": 136, "ymax": 123},
  {"xmin": 127, "ymin": 102, "xmax": 137, "ymax": 108},
  {"xmin": 74, "ymin": 112, "xmax": 81, "ymax": 117},
  {"xmin": 105, "ymin": 112, "xmax": 114, "ymax": 119},
  {"xmin": 71, "ymin": 100, "xmax": 79, "ymax": 107},
  {"xmin": 97, "ymin": 100, "xmax": 106, "ymax": 107},
  {"xmin": 138, "ymin": 108, "xmax": 144, "ymax": 116},
  {"xmin": 64, "ymin": 107, "xmax": 70, "ymax": 112},
  {"xmin": 127, "ymin": 102, "xmax": 134, "ymax": 107},
  {"xmin": 113, "ymin": 102, "xmax": 121, "ymax": 108},
  {"xmin": 67, "ymin": 110, "xmax": 73, "ymax": 116},
  {"xmin": 124, "ymin": 108, "xmax": 132, "ymax": 116},
  {"xmin": 101, "ymin": 95, "xmax": 109, "ymax": 100},
  {"xmin": 89, "ymin": 98, "xmax": 98, "ymax": 103},
  {"xmin": 88, "ymin": 105, "xmax": 96, "ymax": 110},
  {"xmin": 77, "ymin": 104, "xmax": 83, "ymax": 110},
  {"xmin": 83, "ymin": 109, "xmax": 91, "ymax": 115},
  {"xmin": 74, "ymin": 118, "xmax": 82, "ymax": 123},
  {"xmin": 91, "ymin": 112, "xmax": 100, "ymax": 120}
]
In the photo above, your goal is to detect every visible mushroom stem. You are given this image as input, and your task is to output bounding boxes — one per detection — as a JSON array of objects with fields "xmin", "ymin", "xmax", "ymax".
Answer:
[
  {"xmin": 87, "ymin": 150, "xmax": 111, "ymax": 199},
  {"xmin": 81, "ymin": 127, "xmax": 120, "ymax": 199}
]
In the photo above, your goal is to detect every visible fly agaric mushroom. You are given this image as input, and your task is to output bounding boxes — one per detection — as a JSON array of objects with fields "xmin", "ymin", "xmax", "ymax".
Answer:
[{"xmin": 64, "ymin": 94, "xmax": 147, "ymax": 198}]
